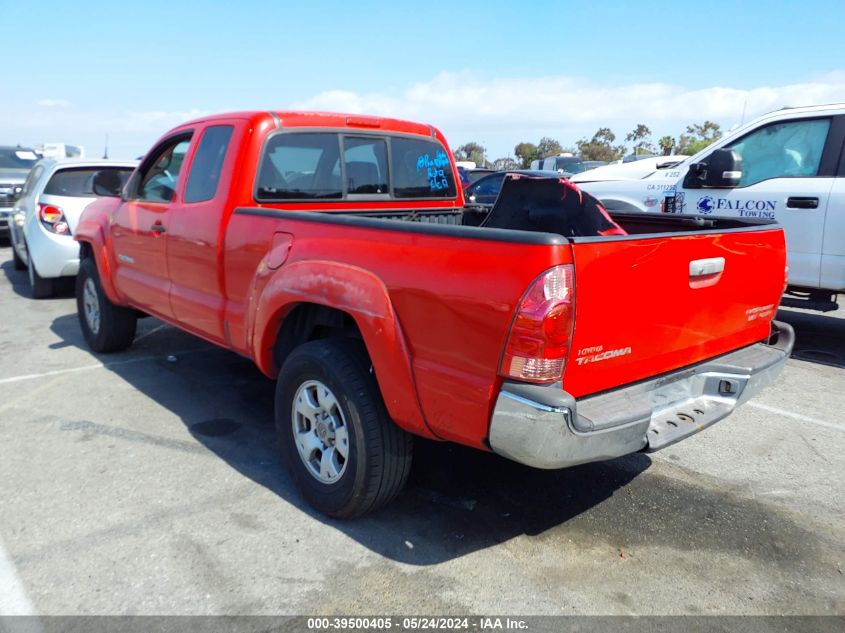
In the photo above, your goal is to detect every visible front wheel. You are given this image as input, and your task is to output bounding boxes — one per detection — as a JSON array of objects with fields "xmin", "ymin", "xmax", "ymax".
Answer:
[
  {"xmin": 76, "ymin": 257, "xmax": 137, "ymax": 353},
  {"xmin": 276, "ymin": 339, "xmax": 413, "ymax": 518}
]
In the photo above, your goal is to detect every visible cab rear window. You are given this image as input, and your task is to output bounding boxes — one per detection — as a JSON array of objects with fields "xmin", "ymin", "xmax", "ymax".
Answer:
[
  {"xmin": 44, "ymin": 167, "xmax": 133, "ymax": 197},
  {"xmin": 257, "ymin": 133, "xmax": 342, "ymax": 200},
  {"xmin": 255, "ymin": 132, "xmax": 456, "ymax": 201},
  {"xmin": 391, "ymin": 137, "xmax": 457, "ymax": 199}
]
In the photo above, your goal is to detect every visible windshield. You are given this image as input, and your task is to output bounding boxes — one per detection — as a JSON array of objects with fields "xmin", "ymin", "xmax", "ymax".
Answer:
[
  {"xmin": 551, "ymin": 157, "xmax": 586, "ymax": 174},
  {"xmin": 0, "ymin": 148, "xmax": 39, "ymax": 169}
]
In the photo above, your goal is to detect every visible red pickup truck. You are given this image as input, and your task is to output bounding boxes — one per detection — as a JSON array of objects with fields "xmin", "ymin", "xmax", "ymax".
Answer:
[{"xmin": 75, "ymin": 111, "xmax": 794, "ymax": 518}]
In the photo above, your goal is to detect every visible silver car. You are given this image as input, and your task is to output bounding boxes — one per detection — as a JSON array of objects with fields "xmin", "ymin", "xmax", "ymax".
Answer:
[{"xmin": 9, "ymin": 158, "xmax": 137, "ymax": 298}]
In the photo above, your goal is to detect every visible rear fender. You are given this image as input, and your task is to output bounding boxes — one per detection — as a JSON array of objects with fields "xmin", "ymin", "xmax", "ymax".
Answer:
[{"xmin": 251, "ymin": 260, "xmax": 434, "ymax": 438}]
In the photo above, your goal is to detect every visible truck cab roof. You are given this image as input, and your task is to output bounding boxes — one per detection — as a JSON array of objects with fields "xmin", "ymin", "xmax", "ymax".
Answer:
[{"xmin": 177, "ymin": 111, "xmax": 438, "ymax": 138}]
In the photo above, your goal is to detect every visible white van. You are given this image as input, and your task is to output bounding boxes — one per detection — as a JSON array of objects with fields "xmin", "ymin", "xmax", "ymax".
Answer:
[
  {"xmin": 574, "ymin": 104, "xmax": 845, "ymax": 311},
  {"xmin": 530, "ymin": 153, "xmax": 587, "ymax": 175},
  {"xmin": 35, "ymin": 143, "xmax": 85, "ymax": 160}
]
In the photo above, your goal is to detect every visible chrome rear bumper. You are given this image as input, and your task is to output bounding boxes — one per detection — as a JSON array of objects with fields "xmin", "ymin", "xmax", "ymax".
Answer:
[{"xmin": 488, "ymin": 321, "xmax": 794, "ymax": 469}]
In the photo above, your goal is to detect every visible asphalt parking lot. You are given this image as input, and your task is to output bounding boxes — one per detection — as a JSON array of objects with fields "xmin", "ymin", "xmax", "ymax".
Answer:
[{"xmin": 0, "ymin": 244, "xmax": 843, "ymax": 617}]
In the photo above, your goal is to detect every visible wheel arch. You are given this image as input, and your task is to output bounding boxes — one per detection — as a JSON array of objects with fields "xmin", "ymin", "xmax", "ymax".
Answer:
[
  {"xmin": 75, "ymin": 233, "xmax": 122, "ymax": 305},
  {"xmin": 272, "ymin": 302, "xmax": 362, "ymax": 371},
  {"xmin": 251, "ymin": 260, "xmax": 434, "ymax": 439}
]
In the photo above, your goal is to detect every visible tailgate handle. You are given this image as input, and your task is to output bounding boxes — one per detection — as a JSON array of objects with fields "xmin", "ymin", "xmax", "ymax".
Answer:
[
  {"xmin": 786, "ymin": 196, "xmax": 818, "ymax": 209},
  {"xmin": 689, "ymin": 257, "xmax": 725, "ymax": 277}
]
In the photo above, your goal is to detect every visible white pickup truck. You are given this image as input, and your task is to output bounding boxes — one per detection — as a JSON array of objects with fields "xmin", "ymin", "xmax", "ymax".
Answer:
[{"xmin": 574, "ymin": 104, "xmax": 845, "ymax": 311}]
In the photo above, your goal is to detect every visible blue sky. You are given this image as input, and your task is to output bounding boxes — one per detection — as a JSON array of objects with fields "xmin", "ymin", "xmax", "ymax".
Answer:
[{"xmin": 3, "ymin": 0, "xmax": 845, "ymax": 160}]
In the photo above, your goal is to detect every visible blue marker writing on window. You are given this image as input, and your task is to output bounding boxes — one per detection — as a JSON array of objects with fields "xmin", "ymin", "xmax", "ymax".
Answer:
[{"xmin": 417, "ymin": 152, "xmax": 451, "ymax": 190}]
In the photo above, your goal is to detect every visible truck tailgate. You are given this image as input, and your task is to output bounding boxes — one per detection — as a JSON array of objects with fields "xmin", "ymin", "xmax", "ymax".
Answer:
[{"xmin": 563, "ymin": 228, "xmax": 786, "ymax": 398}]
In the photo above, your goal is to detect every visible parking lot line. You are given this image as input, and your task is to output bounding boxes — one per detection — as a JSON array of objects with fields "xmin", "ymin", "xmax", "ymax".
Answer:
[
  {"xmin": 0, "ymin": 537, "xmax": 35, "ymax": 616},
  {"xmin": 0, "ymin": 347, "xmax": 216, "ymax": 387},
  {"xmin": 748, "ymin": 401, "xmax": 845, "ymax": 431},
  {"xmin": 0, "ymin": 362, "xmax": 106, "ymax": 386}
]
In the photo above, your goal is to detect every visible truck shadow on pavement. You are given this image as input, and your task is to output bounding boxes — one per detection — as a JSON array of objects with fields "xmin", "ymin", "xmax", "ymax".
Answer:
[
  {"xmin": 48, "ymin": 312, "xmax": 652, "ymax": 565},
  {"xmin": 776, "ymin": 307, "xmax": 845, "ymax": 368},
  {"xmin": 47, "ymin": 312, "xmax": 837, "ymax": 575}
]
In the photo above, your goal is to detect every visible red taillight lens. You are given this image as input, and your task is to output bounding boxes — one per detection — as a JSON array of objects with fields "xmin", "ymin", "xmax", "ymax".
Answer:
[
  {"xmin": 38, "ymin": 203, "xmax": 69, "ymax": 234},
  {"xmin": 500, "ymin": 264, "xmax": 575, "ymax": 383}
]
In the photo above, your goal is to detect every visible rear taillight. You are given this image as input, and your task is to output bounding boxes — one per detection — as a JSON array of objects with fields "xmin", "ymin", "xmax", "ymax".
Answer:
[
  {"xmin": 500, "ymin": 264, "xmax": 575, "ymax": 383},
  {"xmin": 38, "ymin": 203, "xmax": 70, "ymax": 235}
]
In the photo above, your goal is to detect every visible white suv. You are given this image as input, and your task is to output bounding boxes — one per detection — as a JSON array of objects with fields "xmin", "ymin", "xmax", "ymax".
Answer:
[
  {"xmin": 9, "ymin": 159, "xmax": 137, "ymax": 298},
  {"xmin": 575, "ymin": 104, "xmax": 845, "ymax": 311}
]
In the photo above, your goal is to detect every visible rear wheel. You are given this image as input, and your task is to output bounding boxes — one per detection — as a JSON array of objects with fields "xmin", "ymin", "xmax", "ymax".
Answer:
[
  {"xmin": 276, "ymin": 338, "xmax": 412, "ymax": 518},
  {"xmin": 27, "ymin": 249, "xmax": 54, "ymax": 299},
  {"xmin": 12, "ymin": 245, "xmax": 26, "ymax": 271},
  {"xmin": 76, "ymin": 257, "xmax": 137, "ymax": 352}
]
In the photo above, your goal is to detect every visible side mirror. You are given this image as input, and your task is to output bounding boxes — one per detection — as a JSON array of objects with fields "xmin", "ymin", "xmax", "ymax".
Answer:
[
  {"xmin": 706, "ymin": 149, "xmax": 743, "ymax": 187},
  {"xmin": 91, "ymin": 170, "xmax": 123, "ymax": 197},
  {"xmin": 686, "ymin": 149, "xmax": 743, "ymax": 188}
]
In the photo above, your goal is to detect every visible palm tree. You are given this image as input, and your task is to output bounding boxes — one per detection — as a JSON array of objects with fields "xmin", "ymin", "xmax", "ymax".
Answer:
[{"xmin": 658, "ymin": 136, "xmax": 675, "ymax": 156}]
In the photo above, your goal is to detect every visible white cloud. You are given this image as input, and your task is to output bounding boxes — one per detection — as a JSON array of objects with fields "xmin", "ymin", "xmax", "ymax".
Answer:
[
  {"xmin": 36, "ymin": 99, "xmax": 72, "ymax": 108},
  {"xmin": 8, "ymin": 72, "xmax": 845, "ymax": 161},
  {"xmin": 294, "ymin": 70, "xmax": 845, "ymax": 157}
]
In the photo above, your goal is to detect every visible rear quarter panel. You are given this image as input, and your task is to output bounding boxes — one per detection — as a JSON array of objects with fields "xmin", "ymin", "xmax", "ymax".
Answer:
[{"xmin": 222, "ymin": 212, "xmax": 570, "ymax": 448}]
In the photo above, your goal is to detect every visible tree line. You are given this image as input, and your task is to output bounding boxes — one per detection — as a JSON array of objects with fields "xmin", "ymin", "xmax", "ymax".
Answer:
[{"xmin": 453, "ymin": 121, "xmax": 723, "ymax": 169}]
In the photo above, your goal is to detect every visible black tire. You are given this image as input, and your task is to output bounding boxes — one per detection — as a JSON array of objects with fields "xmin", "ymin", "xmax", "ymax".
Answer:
[
  {"xmin": 27, "ymin": 252, "xmax": 54, "ymax": 299},
  {"xmin": 276, "ymin": 338, "xmax": 413, "ymax": 518},
  {"xmin": 12, "ymin": 245, "xmax": 26, "ymax": 271},
  {"xmin": 76, "ymin": 257, "xmax": 137, "ymax": 353}
]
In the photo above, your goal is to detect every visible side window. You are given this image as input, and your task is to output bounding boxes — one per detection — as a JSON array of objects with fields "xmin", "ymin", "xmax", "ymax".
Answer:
[
  {"xmin": 391, "ymin": 137, "xmax": 457, "ymax": 199},
  {"xmin": 136, "ymin": 137, "xmax": 191, "ymax": 203},
  {"xmin": 256, "ymin": 133, "xmax": 342, "ymax": 200},
  {"xmin": 343, "ymin": 137, "xmax": 388, "ymax": 194},
  {"xmin": 184, "ymin": 125, "xmax": 234, "ymax": 203},
  {"xmin": 726, "ymin": 118, "xmax": 830, "ymax": 187}
]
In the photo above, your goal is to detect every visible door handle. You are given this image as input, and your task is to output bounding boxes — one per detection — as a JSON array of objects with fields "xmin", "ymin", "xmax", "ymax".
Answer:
[
  {"xmin": 151, "ymin": 222, "xmax": 167, "ymax": 234},
  {"xmin": 786, "ymin": 197, "xmax": 819, "ymax": 209}
]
